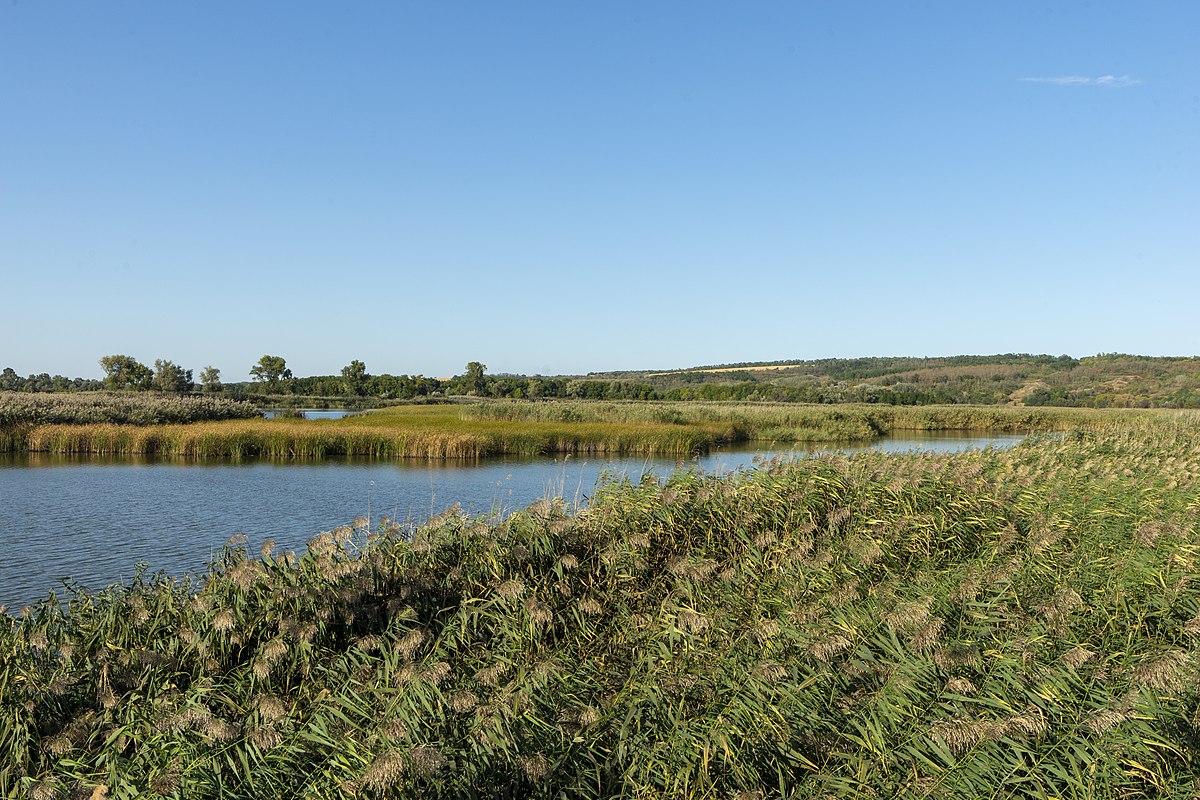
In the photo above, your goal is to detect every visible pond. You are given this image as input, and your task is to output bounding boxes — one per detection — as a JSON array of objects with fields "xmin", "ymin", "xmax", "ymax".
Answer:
[
  {"xmin": 260, "ymin": 408, "xmax": 369, "ymax": 420},
  {"xmin": 0, "ymin": 432, "xmax": 1026, "ymax": 610}
]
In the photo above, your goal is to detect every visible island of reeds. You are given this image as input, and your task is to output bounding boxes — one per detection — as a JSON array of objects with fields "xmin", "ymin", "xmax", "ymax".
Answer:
[
  {"xmin": 5, "ymin": 413, "xmax": 1200, "ymax": 797},
  {"xmin": 0, "ymin": 391, "xmax": 1178, "ymax": 459}
]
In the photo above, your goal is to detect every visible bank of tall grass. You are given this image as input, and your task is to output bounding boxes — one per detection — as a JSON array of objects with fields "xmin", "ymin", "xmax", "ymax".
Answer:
[
  {"xmin": 6, "ymin": 418, "xmax": 1200, "ymax": 797},
  {"xmin": 3, "ymin": 400, "xmax": 1185, "ymax": 459},
  {"xmin": 16, "ymin": 416, "xmax": 721, "ymax": 459}
]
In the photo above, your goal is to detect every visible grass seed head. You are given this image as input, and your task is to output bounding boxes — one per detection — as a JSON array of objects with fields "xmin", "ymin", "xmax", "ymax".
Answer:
[
  {"xmin": 809, "ymin": 634, "xmax": 853, "ymax": 662},
  {"xmin": 248, "ymin": 724, "xmax": 282, "ymax": 750},
  {"xmin": 1062, "ymin": 646, "xmax": 1095, "ymax": 669},
  {"xmin": 676, "ymin": 608, "xmax": 710, "ymax": 634},
  {"xmin": 1132, "ymin": 650, "xmax": 1191, "ymax": 691},
  {"xmin": 1085, "ymin": 708, "xmax": 1128, "ymax": 734},
  {"xmin": 908, "ymin": 618, "xmax": 944, "ymax": 652},
  {"xmin": 200, "ymin": 716, "xmax": 238, "ymax": 743},
  {"xmin": 930, "ymin": 717, "xmax": 1003, "ymax": 755},
  {"xmin": 421, "ymin": 660, "xmax": 451, "ymax": 686},
  {"xmin": 261, "ymin": 637, "xmax": 288, "ymax": 663},
  {"xmin": 362, "ymin": 751, "xmax": 406, "ymax": 791},
  {"xmin": 397, "ymin": 628, "xmax": 427, "ymax": 660},
  {"xmin": 525, "ymin": 597, "xmax": 553, "ymax": 627},
  {"xmin": 496, "ymin": 579, "xmax": 525, "ymax": 599},
  {"xmin": 256, "ymin": 695, "xmax": 288, "ymax": 723},
  {"xmin": 476, "ymin": 661, "xmax": 509, "ymax": 686},
  {"xmin": 519, "ymin": 753, "xmax": 549, "ymax": 782},
  {"xmin": 753, "ymin": 662, "xmax": 788, "ymax": 684},
  {"xmin": 212, "ymin": 609, "xmax": 234, "ymax": 632},
  {"xmin": 149, "ymin": 771, "xmax": 180, "ymax": 795},
  {"xmin": 579, "ymin": 597, "xmax": 602, "ymax": 616},
  {"xmin": 409, "ymin": 744, "xmax": 447, "ymax": 778},
  {"xmin": 450, "ymin": 691, "xmax": 480, "ymax": 713}
]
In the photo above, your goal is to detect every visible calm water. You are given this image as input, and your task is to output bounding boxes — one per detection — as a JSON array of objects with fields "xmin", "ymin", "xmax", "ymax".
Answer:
[
  {"xmin": 261, "ymin": 408, "xmax": 368, "ymax": 420},
  {"xmin": 0, "ymin": 432, "xmax": 1024, "ymax": 609}
]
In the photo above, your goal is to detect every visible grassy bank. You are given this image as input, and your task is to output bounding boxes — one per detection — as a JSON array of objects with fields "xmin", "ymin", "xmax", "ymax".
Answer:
[
  {"xmin": 6, "ymin": 418, "xmax": 1200, "ymax": 796},
  {"xmin": 2, "ymin": 400, "xmax": 1178, "ymax": 459},
  {"xmin": 459, "ymin": 400, "xmax": 1158, "ymax": 440}
]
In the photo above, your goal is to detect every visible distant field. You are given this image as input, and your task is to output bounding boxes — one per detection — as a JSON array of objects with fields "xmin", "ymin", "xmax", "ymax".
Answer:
[{"xmin": 646, "ymin": 364, "xmax": 800, "ymax": 376}]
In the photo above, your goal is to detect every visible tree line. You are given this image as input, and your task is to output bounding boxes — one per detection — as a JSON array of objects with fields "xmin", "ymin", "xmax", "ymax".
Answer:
[
  {"xmin": 9, "ymin": 353, "xmax": 1200, "ymax": 408},
  {"xmin": 2, "ymin": 356, "xmax": 491, "ymax": 400}
]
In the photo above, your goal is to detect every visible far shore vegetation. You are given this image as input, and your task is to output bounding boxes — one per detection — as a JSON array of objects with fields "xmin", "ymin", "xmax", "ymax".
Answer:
[{"xmin": 7, "ymin": 352, "xmax": 1200, "ymax": 408}]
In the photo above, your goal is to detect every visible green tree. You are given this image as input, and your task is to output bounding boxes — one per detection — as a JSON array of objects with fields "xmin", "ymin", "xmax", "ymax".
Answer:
[
  {"xmin": 250, "ymin": 355, "xmax": 292, "ymax": 392},
  {"xmin": 153, "ymin": 359, "xmax": 194, "ymax": 393},
  {"xmin": 199, "ymin": 366, "xmax": 223, "ymax": 393},
  {"xmin": 99, "ymin": 355, "xmax": 153, "ymax": 391},
  {"xmin": 0, "ymin": 367, "xmax": 19, "ymax": 391},
  {"xmin": 464, "ymin": 361, "xmax": 487, "ymax": 396},
  {"xmin": 341, "ymin": 359, "xmax": 368, "ymax": 396}
]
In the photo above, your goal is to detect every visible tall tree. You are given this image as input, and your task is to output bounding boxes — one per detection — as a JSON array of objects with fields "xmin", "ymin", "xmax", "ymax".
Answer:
[
  {"xmin": 153, "ymin": 360, "xmax": 194, "ymax": 393},
  {"xmin": 99, "ymin": 355, "xmax": 153, "ymax": 390},
  {"xmin": 250, "ymin": 355, "xmax": 292, "ymax": 391},
  {"xmin": 199, "ymin": 366, "xmax": 223, "ymax": 393},
  {"xmin": 341, "ymin": 359, "xmax": 368, "ymax": 396},
  {"xmin": 464, "ymin": 361, "xmax": 487, "ymax": 396}
]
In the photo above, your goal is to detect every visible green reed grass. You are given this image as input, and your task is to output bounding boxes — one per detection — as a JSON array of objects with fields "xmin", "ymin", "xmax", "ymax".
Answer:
[
  {"xmin": 6, "ymin": 415, "xmax": 1200, "ymax": 797},
  {"xmin": 9, "ymin": 404, "xmax": 731, "ymax": 458},
  {"xmin": 7, "ymin": 400, "xmax": 1179, "ymax": 459}
]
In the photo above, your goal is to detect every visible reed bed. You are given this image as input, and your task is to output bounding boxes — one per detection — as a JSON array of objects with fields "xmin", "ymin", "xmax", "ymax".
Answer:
[
  {"xmin": 17, "ymin": 417, "xmax": 722, "ymax": 459},
  {"xmin": 0, "ymin": 391, "xmax": 260, "ymax": 426},
  {"xmin": 6, "ymin": 417, "xmax": 1200, "ymax": 797},
  {"xmin": 463, "ymin": 400, "xmax": 1170, "ymax": 440},
  {"xmin": 5, "ymin": 400, "xmax": 1190, "ymax": 459}
]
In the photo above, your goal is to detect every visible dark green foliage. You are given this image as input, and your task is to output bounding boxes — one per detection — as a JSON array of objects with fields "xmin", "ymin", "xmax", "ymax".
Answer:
[
  {"xmin": 199, "ymin": 366, "xmax": 222, "ymax": 393},
  {"xmin": 341, "ymin": 360, "xmax": 368, "ymax": 396},
  {"xmin": 153, "ymin": 360, "xmax": 194, "ymax": 394},
  {"xmin": 99, "ymin": 355, "xmax": 153, "ymax": 391},
  {"xmin": 250, "ymin": 355, "xmax": 292, "ymax": 389},
  {"xmin": 6, "ymin": 421, "xmax": 1200, "ymax": 797}
]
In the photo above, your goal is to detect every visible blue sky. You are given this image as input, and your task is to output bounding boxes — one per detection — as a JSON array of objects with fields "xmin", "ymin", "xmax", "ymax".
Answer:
[{"xmin": 2, "ymin": 2, "xmax": 1197, "ymax": 380}]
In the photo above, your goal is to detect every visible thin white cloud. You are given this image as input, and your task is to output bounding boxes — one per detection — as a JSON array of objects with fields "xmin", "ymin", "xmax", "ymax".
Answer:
[{"xmin": 1021, "ymin": 74, "xmax": 1140, "ymax": 88}]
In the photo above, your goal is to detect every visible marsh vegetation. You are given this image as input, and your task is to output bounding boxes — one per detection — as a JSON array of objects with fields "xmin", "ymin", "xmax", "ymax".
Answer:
[
  {"xmin": 0, "ymin": 398, "xmax": 1166, "ymax": 460},
  {"xmin": 5, "ymin": 416, "xmax": 1200, "ymax": 797},
  {"xmin": 0, "ymin": 392, "xmax": 260, "ymax": 427}
]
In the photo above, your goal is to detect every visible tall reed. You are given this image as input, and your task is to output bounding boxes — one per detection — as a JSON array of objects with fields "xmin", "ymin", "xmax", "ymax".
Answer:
[{"xmin": 0, "ymin": 390, "xmax": 259, "ymax": 426}]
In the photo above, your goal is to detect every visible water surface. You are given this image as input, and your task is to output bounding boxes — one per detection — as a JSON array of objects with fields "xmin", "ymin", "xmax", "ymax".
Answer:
[
  {"xmin": 0, "ymin": 432, "xmax": 1024, "ymax": 609},
  {"xmin": 261, "ymin": 408, "xmax": 369, "ymax": 420}
]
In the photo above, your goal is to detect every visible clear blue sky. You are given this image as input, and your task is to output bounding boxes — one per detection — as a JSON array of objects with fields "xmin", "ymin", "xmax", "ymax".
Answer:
[{"xmin": 3, "ymin": 2, "xmax": 1197, "ymax": 380}]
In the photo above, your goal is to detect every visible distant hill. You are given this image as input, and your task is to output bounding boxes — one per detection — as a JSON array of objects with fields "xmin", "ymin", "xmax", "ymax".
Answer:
[
  {"xmin": 584, "ymin": 353, "xmax": 1200, "ymax": 408},
  {"xmin": 8, "ymin": 353, "xmax": 1200, "ymax": 408}
]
